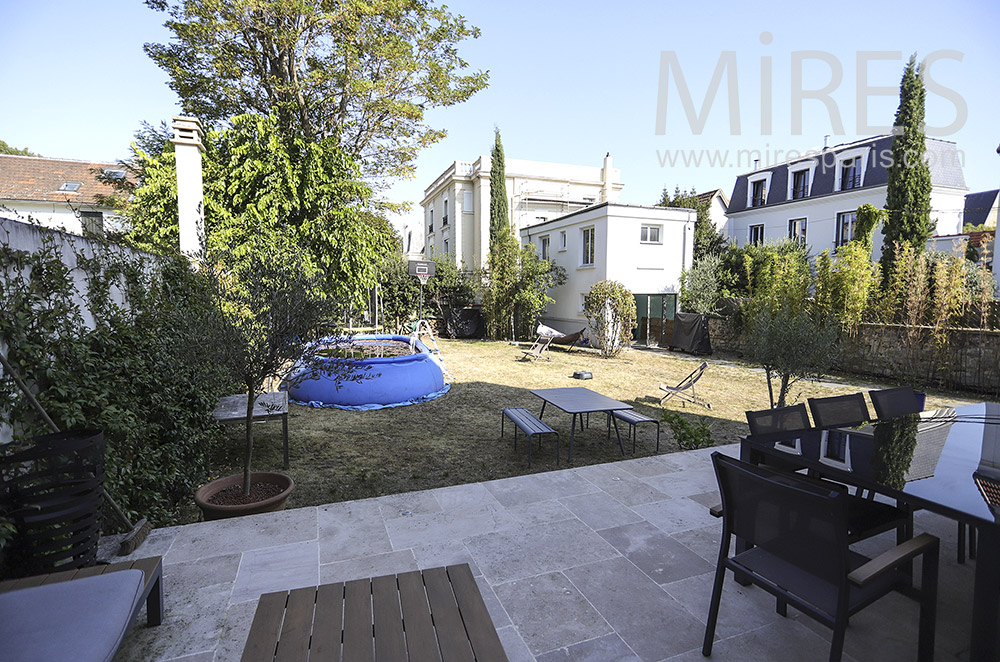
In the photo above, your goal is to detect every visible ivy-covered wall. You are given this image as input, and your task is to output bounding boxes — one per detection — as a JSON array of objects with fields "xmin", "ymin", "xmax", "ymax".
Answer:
[{"xmin": 1, "ymin": 218, "xmax": 234, "ymax": 527}]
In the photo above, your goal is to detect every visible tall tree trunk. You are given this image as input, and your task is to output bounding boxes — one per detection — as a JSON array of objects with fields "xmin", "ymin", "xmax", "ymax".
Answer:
[{"xmin": 243, "ymin": 387, "xmax": 256, "ymax": 497}]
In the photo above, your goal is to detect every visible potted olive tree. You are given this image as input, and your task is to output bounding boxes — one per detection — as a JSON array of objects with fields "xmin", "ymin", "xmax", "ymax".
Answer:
[{"xmin": 194, "ymin": 243, "xmax": 360, "ymax": 520}]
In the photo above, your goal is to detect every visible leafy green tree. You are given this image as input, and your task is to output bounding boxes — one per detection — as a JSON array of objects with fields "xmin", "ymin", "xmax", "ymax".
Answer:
[
  {"xmin": 377, "ymin": 254, "xmax": 422, "ymax": 331},
  {"xmin": 658, "ymin": 186, "xmax": 726, "ymax": 259},
  {"xmin": 584, "ymin": 280, "xmax": 637, "ymax": 358},
  {"xmin": 427, "ymin": 257, "xmax": 477, "ymax": 328},
  {"xmin": 123, "ymin": 112, "xmax": 394, "ymax": 306},
  {"xmin": 483, "ymin": 129, "xmax": 519, "ymax": 339},
  {"xmin": 679, "ymin": 254, "xmax": 722, "ymax": 314},
  {"xmin": 814, "ymin": 204, "xmax": 883, "ymax": 335},
  {"xmin": 511, "ymin": 246, "xmax": 566, "ymax": 339},
  {"xmin": 143, "ymin": 0, "xmax": 488, "ymax": 182},
  {"xmin": 881, "ymin": 54, "xmax": 933, "ymax": 278},
  {"xmin": 0, "ymin": 140, "xmax": 39, "ymax": 156}
]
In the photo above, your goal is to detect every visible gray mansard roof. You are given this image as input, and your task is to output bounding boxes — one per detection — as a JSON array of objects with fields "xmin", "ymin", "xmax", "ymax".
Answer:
[
  {"xmin": 728, "ymin": 136, "xmax": 967, "ymax": 214},
  {"xmin": 963, "ymin": 189, "xmax": 999, "ymax": 227}
]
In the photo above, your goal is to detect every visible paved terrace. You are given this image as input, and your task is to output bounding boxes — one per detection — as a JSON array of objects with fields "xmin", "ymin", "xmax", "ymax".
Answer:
[{"xmin": 111, "ymin": 444, "xmax": 980, "ymax": 661}]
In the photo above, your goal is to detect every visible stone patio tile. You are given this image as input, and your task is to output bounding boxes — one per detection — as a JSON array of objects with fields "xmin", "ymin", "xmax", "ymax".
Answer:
[
  {"xmin": 409, "ymin": 539, "xmax": 482, "ymax": 576},
  {"xmin": 641, "ymin": 469, "xmax": 719, "ymax": 498},
  {"xmin": 230, "ymin": 540, "xmax": 319, "ymax": 603},
  {"xmin": 317, "ymin": 498, "xmax": 392, "ymax": 564},
  {"xmin": 574, "ymin": 463, "xmax": 669, "ymax": 507},
  {"xmin": 662, "ymin": 571, "xmax": 784, "ymax": 639},
  {"xmin": 484, "ymin": 469, "xmax": 597, "ymax": 507},
  {"xmin": 385, "ymin": 502, "xmax": 519, "ymax": 549},
  {"xmin": 535, "ymin": 633, "xmax": 642, "ymax": 662},
  {"xmin": 163, "ymin": 507, "xmax": 317, "ymax": 564},
  {"xmin": 670, "ymin": 524, "xmax": 724, "ymax": 564},
  {"xmin": 375, "ymin": 489, "xmax": 442, "ymax": 519},
  {"xmin": 431, "ymin": 482, "xmax": 505, "ymax": 510},
  {"xmin": 475, "ymin": 573, "xmax": 513, "ymax": 629},
  {"xmin": 632, "ymin": 496, "xmax": 717, "ymax": 535},
  {"xmin": 163, "ymin": 552, "xmax": 241, "ymax": 596},
  {"xmin": 619, "ymin": 454, "xmax": 685, "ymax": 479},
  {"xmin": 117, "ymin": 581, "xmax": 231, "ymax": 661},
  {"xmin": 504, "ymin": 499, "xmax": 576, "ymax": 526},
  {"xmin": 466, "ymin": 517, "xmax": 620, "ymax": 585},
  {"xmin": 101, "ymin": 525, "xmax": 178, "ymax": 563},
  {"xmin": 319, "ymin": 549, "xmax": 418, "ymax": 584},
  {"xmin": 493, "ymin": 571, "xmax": 613, "ymax": 655},
  {"xmin": 686, "ymin": 490, "xmax": 721, "ymax": 510},
  {"xmin": 564, "ymin": 556, "xmax": 705, "ymax": 662},
  {"xmin": 663, "ymin": 620, "xmax": 852, "ymax": 662},
  {"xmin": 597, "ymin": 521, "xmax": 713, "ymax": 585},
  {"xmin": 559, "ymin": 491, "xmax": 643, "ymax": 531},
  {"xmin": 496, "ymin": 625, "xmax": 535, "ymax": 662},
  {"xmin": 213, "ymin": 598, "xmax": 258, "ymax": 662}
]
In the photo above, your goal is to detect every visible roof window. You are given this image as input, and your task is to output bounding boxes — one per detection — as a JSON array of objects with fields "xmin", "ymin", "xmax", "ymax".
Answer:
[{"xmin": 59, "ymin": 182, "xmax": 82, "ymax": 192}]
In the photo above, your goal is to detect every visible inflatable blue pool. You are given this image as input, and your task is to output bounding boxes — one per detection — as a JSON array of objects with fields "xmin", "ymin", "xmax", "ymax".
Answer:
[{"xmin": 286, "ymin": 335, "xmax": 449, "ymax": 410}]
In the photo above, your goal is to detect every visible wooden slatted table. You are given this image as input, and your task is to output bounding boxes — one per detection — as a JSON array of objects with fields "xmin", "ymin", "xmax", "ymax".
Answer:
[
  {"xmin": 241, "ymin": 563, "xmax": 508, "ymax": 662},
  {"xmin": 0, "ymin": 555, "xmax": 164, "ymax": 627}
]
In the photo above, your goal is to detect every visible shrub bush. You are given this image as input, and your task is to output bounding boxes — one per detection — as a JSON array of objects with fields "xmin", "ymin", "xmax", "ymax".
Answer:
[{"xmin": 0, "ymin": 224, "xmax": 234, "ymax": 528}]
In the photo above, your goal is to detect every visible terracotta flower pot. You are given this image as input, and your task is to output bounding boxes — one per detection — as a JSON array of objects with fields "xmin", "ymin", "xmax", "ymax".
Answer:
[{"xmin": 194, "ymin": 472, "xmax": 294, "ymax": 521}]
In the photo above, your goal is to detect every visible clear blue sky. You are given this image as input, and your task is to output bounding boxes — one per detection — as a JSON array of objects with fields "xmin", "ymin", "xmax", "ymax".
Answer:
[{"xmin": 2, "ymin": 0, "xmax": 997, "ymax": 232}]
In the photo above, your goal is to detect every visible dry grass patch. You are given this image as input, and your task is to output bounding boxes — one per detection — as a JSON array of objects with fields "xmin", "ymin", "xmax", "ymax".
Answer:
[{"xmin": 194, "ymin": 338, "xmax": 976, "ymax": 524}]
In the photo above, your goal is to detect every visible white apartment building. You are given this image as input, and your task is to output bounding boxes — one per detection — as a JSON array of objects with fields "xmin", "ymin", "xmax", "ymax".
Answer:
[
  {"xmin": 725, "ymin": 135, "xmax": 969, "ymax": 260},
  {"xmin": 520, "ymin": 203, "xmax": 696, "ymax": 346},
  {"xmin": 421, "ymin": 153, "xmax": 623, "ymax": 270}
]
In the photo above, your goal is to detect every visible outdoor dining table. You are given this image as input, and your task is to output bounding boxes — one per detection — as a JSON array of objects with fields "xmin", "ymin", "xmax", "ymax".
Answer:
[
  {"xmin": 530, "ymin": 387, "xmax": 632, "ymax": 462},
  {"xmin": 739, "ymin": 402, "xmax": 1000, "ymax": 662}
]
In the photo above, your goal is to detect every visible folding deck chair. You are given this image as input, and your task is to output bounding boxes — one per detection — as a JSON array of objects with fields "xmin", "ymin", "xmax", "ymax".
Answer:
[
  {"xmin": 659, "ymin": 361, "xmax": 711, "ymax": 409},
  {"xmin": 520, "ymin": 335, "xmax": 552, "ymax": 361}
]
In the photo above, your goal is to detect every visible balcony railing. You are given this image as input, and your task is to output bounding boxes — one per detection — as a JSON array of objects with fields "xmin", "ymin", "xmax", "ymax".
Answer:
[
  {"xmin": 442, "ymin": 215, "xmax": 449, "ymax": 226},
  {"xmin": 791, "ymin": 184, "xmax": 809, "ymax": 199},
  {"xmin": 751, "ymin": 195, "xmax": 766, "ymax": 207}
]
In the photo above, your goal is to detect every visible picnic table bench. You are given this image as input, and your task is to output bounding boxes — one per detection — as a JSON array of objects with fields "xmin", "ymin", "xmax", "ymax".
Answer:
[
  {"xmin": 214, "ymin": 392, "xmax": 289, "ymax": 469},
  {"xmin": 608, "ymin": 409, "xmax": 661, "ymax": 453},
  {"xmin": 241, "ymin": 563, "xmax": 508, "ymax": 662},
  {"xmin": 501, "ymin": 407, "xmax": 560, "ymax": 466}
]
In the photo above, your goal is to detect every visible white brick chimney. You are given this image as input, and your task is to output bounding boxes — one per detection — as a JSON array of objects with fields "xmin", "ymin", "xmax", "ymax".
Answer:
[{"xmin": 171, "ymin": 116, "xmax": 206, "ymax": 259}]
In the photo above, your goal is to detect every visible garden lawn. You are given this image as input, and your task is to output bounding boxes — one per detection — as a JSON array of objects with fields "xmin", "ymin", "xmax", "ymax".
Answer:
[{"xmin": 195, "ymin": 339, "xmax": 975, "ymax": 524}]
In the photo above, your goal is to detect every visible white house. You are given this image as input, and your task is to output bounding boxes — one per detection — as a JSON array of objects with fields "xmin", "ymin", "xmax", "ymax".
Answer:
[
  {"xmin": 725, "ymin": 135, "xmax": 969, "ymax": 259},
  {"xmin": 695, "ymin": 188, "xmax": 729, "ymax": 232},
  {"xmin": 421, "ymin": 153, "xmax": 623, "ymax": 270},
  {"xmin": 0, "ymin": 155, "xmax": 125, "ymax": 236},
  {"xmin": 520, "ymin": 202, "xmax": 696, "ymax": 346}
]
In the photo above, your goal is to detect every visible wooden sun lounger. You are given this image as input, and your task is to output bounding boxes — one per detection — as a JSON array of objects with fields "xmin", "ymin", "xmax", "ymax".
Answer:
[{"xmin": 521, "ymin": 335, "xmax": 552, "ymax": 361}]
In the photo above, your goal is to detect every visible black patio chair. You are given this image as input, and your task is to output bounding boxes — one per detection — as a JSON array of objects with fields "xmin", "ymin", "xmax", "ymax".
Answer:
[
  {"xmin": 807, "ymin": 393, "xmax": 870, "ymax": 429},
  {"xmin": 740, "ymin": 404, "xmax": 910, "ymax": 546},
  {"xmin": 869, "ymin": 386, "xmax": 922, "ymax": 420},
  {"xmin": 745, "ymin": 403, "xmax": 811, "ymax": 437},
  {"xmin": 703, "ymin": 453, "xmax": 939, "ymax": 662}
]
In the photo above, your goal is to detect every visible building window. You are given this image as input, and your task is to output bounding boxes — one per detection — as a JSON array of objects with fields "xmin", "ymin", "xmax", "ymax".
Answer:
[
  {"xmin": 836, "ymin": 211, "xmax": 857, "ymax": 246},
  {"xmin": 59, "ymin": 181, "xmax": 82, "ymax": 192},
  {"xmin": 80, "ymin": 211, "xmax": 103, "ymax": 235},
  {"xmin": 748, "ymin": 224, "xmax": 764, "ymax": 245},
  {"xmin": 442, "ymin": 198, "xmax": 449, "ymax": 225},
  {"xmin": 640, "ymin": 224, "xmax": 661, "ymax": 244},
  {"xmin": 751, "ymin": 179, "xmax": 767, "ymax": 207},
  {"xmin": 428, "ymin": 209, "xmax": 433, "ymax": 233},
  {"xmin": 463, "ymin": 190, "xmax": 473, "ymax": 211},
  {"xmin": 443, "ymin": 238, "xmax": 449, "ymax": 255},
  {"xmin": 840, "ymin": 157, "xmax": 861, "ymax": 190},
  {"xmin": 788, "ymin": 218, "xmax": 807, "ymax": 244},
  {"xmin": 535, "ymin": 216, "xmax": 546, "ymax": 225},
  {"xmin": 791, "ymin": 170, "xmax": 809, "ymax": 199},
  {"xmin": 582, "ymin": 227, "xmax": 595, "ymax": 266},
  {"xmin": 559, "ymin": 230, "xmax": 567, "ymax": 251},
  {"xmin": 540, "ymin": 235, "xmax": 550, "ymax": 261}
]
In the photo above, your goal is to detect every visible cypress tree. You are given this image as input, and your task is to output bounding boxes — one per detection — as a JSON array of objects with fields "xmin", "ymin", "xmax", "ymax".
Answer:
[
  {"xmin": 484, "ymin": 129, "xmax": 519, "ymax": 339},
  {"xmin": 881, "ymin": 54, "xmax": 933, "ymax": 278}
]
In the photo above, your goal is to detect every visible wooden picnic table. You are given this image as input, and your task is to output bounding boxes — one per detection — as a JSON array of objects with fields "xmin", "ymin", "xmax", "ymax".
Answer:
[
  {"xmin": 241, "ymin": 563, "xmax": 508, "ymax": 662},
  {"xmin": 214, "ymin": 392, "xmax": 289, "ymax": 469}
]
